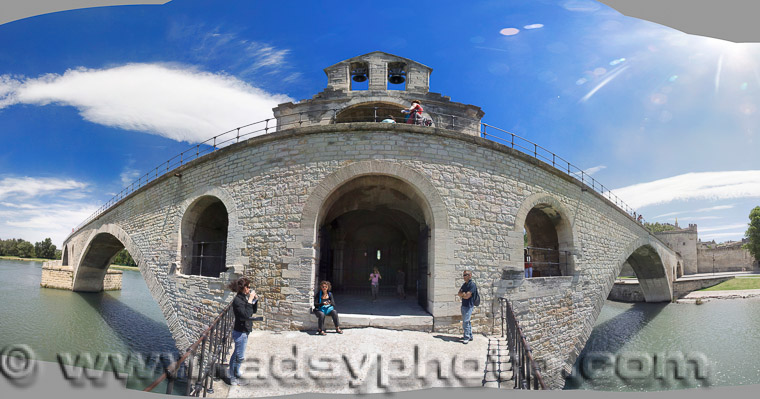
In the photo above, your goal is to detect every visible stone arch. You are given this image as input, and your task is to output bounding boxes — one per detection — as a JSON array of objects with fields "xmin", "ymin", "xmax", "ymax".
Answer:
[
  {"xmin": 61, "ymin": 244, "xmax": 69, "ymax": 266},
  {"xmin": 176, "ymin": 187, "xmax": 240, "ymax": 277},
  {"xmin": 514, "ymin": 193, "xmax": 577, "ymax": 277},
  {"xmin": 72, "ymin": 224, "xmax": 146, "ymax": 292},
  {"xmin": 617, "ymin": 237, "xmax": 673, "ymax": 302},
  {"xmin": 298, "ymin": 160, "xmax": 450, "ymax": 311},
  {"xmin": 334, "ymin": 99, "xmax": 432, "ymax": 124}
]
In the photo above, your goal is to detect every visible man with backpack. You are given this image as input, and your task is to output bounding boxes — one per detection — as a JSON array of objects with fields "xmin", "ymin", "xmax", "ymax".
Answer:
[{"xmin": 457, "ymin": 270, "xmax": 479, "ymax": 344}]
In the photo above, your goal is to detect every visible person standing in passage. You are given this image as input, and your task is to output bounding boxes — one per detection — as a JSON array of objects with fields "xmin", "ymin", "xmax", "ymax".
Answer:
[
  {"xmin": 369, "ymin": 267, "xmax": 382, "ymax": 302},
  {"xmin": 457, "ymin": 270, "xmax": 477, "ymax": 344},
  {"xmin": 524, "ymin": 249, "xmax": 533, "ymax": 278},
  {"xmin": 396, "ymin": 267, "xmax": 406, "ymax": 299},
  {"xmin": 227, "ymin": 277, "xmax": 258, "ymax": 386}
]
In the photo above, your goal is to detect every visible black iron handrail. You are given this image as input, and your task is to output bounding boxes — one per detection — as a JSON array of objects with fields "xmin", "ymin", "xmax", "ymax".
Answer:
[
  {"xmin": 144, "ymin": 300, "xmax": 235, "ymax": 396},
  {"xmin": 499, "ymin": 297, "xmax": 546, "ymax": 389},
  {"xmin": 68, "ymin": 109, "xmax": 645, "ymax": 238}
]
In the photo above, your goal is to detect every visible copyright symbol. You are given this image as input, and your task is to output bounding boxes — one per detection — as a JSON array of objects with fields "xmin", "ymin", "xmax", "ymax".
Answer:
[{"xmin": 1, "ymin": 344, "xmax": 37, "ymax": 380}]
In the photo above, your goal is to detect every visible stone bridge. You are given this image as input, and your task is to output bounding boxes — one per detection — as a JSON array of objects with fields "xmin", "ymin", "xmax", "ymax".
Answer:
[{"xmin": 60, "ymin": 52, "xmax": 677, "ymax": 389}]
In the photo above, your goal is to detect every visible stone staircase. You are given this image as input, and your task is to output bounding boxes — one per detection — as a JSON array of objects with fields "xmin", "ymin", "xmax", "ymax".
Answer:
[{"xmin": 481, "ymin": 336, "xmax": 514, "ymax": 389}]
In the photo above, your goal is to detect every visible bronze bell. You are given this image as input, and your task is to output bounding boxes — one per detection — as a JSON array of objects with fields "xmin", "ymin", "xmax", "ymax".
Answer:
[
  {"xmin": 352, "ymin": 74, "xmax": 367, "ymax": 82},
  {"xmin": 388, "ymin": 73, "xmax": 405, "ymax": 84}
]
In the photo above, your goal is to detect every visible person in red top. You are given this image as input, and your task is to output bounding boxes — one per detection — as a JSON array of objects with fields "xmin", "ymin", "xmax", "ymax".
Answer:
[
  {"xmin": 524, "ymin": 250, "xmax": 533, "ymax": 278},
  {"xmin": 402, "ymin": 100, "xmax": 423, "ymax": 124}
]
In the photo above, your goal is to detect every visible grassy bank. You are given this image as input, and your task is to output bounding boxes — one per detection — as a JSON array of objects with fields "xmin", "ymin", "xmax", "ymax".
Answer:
[
  {"xmin": 0, "ymin": 255, "xmax": 54, "ymax": 262},
  {"xmin": 110, "ymin": 264, "xmax": 139, "ymax": 271},
  {"xmin": 699, "ymin": 277, "xmax": 760, "ymax": 291}
]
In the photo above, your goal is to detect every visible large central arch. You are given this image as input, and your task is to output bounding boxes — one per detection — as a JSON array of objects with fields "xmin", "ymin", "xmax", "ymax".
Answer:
[
  {"xmin": 299, "ymin": 160, "xmax": 450, "ymax": 314},
  {"xmin": 317, "ymin": 175, "xmax": 427, "ymax": 304}
]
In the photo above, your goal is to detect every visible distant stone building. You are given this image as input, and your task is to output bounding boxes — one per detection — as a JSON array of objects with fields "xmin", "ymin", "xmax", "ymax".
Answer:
[{"xmin": 696, "ymin": 238, "xmax": 757, "ymax": 273}]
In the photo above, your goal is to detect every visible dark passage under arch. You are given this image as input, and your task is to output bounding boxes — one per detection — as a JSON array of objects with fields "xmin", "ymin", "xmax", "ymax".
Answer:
[
  {"xmin": 181, "ymin": 196, "xmax": 229, "ymax": 277},
  {"xmin": 316, "ymin": 175, "xmax": 431, "ymax": 309}
]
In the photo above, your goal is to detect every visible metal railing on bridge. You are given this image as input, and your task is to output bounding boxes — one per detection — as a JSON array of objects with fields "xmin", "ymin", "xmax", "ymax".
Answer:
[
  {"xmin": 144, "ymin": 301, "xmax": 234, "ymax": 396},
  {"xmin": 525, "ymin": 246, "xmax": 572, "ymax": 277},
  {"xmin": 497, "ymin": 297, "xmax": 547, "ymax": 389},
  {"xmin": 69, "ymin": 108, "xmax": 646, "ymax": 236}
]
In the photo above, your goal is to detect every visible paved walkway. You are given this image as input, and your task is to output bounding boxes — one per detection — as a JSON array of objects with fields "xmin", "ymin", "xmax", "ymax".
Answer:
[
  {"xmin": 210, "ymin": 328, "xmax": 509, "ymax": 397},
  {"xmin": 675, "ymin": 270, "xmax": 760, "ymax": 281}
]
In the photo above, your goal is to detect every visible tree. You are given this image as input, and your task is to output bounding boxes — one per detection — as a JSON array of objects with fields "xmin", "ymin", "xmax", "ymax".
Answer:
[
  {"xmin": 0, "ymin": 238, "xmax": 35, "ymax": 257},
  {"xmin": 34, "ymin": 238, "xmax": 57, "ymax": 259},
  {"xmin": 112, "ymin": 249, "xmax": 136, "ymax": 266},
  {"xmin": 745, "ymin": 206, "xmax": 760, "ymax": 261},
  {"xmin": 15, "ymin": 241, "xmax": 35, "ymax": 258},
  {"xmin": 644, "ymin": 222, "xmax": 677, "ymax": 234}
]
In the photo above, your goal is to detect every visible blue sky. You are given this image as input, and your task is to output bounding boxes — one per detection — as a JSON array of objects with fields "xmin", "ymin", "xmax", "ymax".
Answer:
[{"xmin": 0, "ymin": 0, "xmax": 759, "ymax": 246}]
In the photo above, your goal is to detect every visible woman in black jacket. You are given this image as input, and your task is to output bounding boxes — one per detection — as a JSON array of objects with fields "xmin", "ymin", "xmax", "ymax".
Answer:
[
  {"xmin": 227, "ymin": 277, "xmax": 258, "ymax": 385},
  {"xmin": 314, "ymin": 280, "xmax": 342, "ymax": 335}
]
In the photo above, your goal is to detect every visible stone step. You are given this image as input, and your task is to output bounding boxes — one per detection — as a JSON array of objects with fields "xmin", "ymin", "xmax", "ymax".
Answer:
[{"xmin": 337, "ymin": 313, "xmax": 433, "ymax": 331}]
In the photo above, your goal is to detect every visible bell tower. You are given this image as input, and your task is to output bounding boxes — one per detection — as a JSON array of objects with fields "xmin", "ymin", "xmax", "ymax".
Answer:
[
  {"xmin": 324, "ymin": 51, "xmax": 431, "ymax": 93},
  {"xmin": 272, "ymin": 51, "xmax": 484, "ymax": 136}
]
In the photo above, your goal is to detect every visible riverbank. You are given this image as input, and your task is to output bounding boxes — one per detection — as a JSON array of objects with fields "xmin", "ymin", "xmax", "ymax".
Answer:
[
  {"xmin": 676, "ymin": 289, "xmax": 760, "ymax": 303},
  {"xmin": 0, "ymin": 255, "xmax": 54, "ymax": 262},
  {"xmin": 0, "ymin": 257, "xmax": 138, "ymax": 272},
  {"xmin": 110, "ymin": 264, "xmax": 139, "ymax": 271}
]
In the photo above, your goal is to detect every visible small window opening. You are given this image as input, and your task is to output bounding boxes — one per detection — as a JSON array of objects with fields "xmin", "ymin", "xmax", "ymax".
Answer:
[
  {"xmin": 387, "ymin": 62, "xmax": 406, "ymax": 91},
  {"xmin": 350, "ymin": 62, "xmax": 369, "ymax": 91}
]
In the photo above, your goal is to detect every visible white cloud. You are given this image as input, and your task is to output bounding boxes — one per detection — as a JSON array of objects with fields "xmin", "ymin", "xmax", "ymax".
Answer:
[
  {"xmin": 674, "ymin": 216, "xmax": 721, "ymax": 221},
  {"xmin": 700, "ymin": 231, "xmax": 746, "ymax": 240},
  {"xmin": 0, "ymin": 177, "xmax": 88, "ymax": 201},
  {"xmin": 654, "ymin": 204, "xmax": 735, "ymax": 219},
  {"xmin": 245, "ymin": 43, "xmax": 290, "ymax": 71},
  {"xmin": 612, "ymin": 171, "xmax": 760, "ymax": 209},
  {"xmin": 0, "ymin": 63, "xmax": 293, "ymax": 143},
  {"xmin": 500, "ymin": 28, "xmax": 520, "ymax": 36},
  {"xmin": 584, "ymin": 165, "xmax": 606, "ymax": 176},
  {"xmin": 0, "ymin": 176, "xmax": 96, "ymax": 246},
  {"xmin": 119, "ymin": 159, "xmax": 141, "ymax": 188},
  {"xmin": 524, "ymin": 24, "xmax": 544, "ymax": 30},
  {"xmin": 562, "ymin": 0, "xmax": 601, "ymax": 12},
  {"xmin": 698, "ymin": 223, "xmax": 748, "ymax": 233}
]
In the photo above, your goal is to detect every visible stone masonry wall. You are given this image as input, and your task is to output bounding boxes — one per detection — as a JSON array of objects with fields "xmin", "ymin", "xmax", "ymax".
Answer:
[
  {"xmin": 40, "ymin": 263, "xmax": 74, "ymax": 290},
  {"xmin": 102, "ymin": 269, "xmax": 123, "ymax": 290},
  {"xmin": 697, "ymin": 245, "xmax": 756, "ymax": 273},
  {"xmin": 41, "ymin": 262, "xmax": 122, "ymax": 290},
  {"xmin": 63, "ymin": 123, "xmax": 673, "ymax": 386},
  {"xmin": 655, "ymin": 229, "xmax": 698, "ymax": 274}
]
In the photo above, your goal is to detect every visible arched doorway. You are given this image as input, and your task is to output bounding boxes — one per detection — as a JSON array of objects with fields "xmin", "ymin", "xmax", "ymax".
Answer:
[
  {"xmin": 523, "ymin": 203, "xmax": 574, "ymax": 277},
  {"xmin": 335, "ymin": 102, "xmax": 406, "ymax": 123},
  {"xmin": 180, "ymin": 196, "xmax": 229, "ymax": 277},
  {"xmin": 316, "ymin": 175, "xmax": 431, "ymax": 310},
  {"xmin": 62, "ymin": 244, "xmax": 69, "ymax": 266}
]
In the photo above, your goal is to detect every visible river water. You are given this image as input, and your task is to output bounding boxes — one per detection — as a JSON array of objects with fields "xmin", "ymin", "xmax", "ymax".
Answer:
[
  {"xmin": 565, "ymin": 298, "xmax": 760, "ymax": 390},
  {"xmin": 0, "ymin": 259, "xmax": 178, "ymax": 391}
]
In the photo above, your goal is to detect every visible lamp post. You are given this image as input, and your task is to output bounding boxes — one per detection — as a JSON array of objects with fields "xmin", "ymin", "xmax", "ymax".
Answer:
[{"xmin": 712, "ymin": 253, "xmax": 715, "ymax": 275}]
